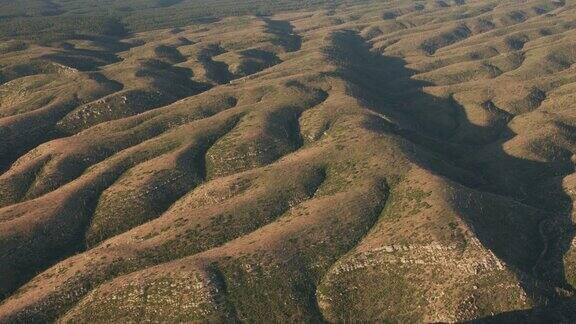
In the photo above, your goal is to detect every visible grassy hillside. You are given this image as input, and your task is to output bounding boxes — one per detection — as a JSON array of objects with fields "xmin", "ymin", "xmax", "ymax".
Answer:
[{"xmin": 1, "ymin": 0, "xmax": 576, "ymax": 322}]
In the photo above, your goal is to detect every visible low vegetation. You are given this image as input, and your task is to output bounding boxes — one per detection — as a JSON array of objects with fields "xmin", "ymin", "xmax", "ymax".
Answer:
[{"xmin": 1, "ymin": 0, "xmax": 576, "ymax": 322}]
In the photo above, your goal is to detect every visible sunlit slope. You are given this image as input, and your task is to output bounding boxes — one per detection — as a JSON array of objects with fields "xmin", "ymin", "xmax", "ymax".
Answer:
[{"xmin": 1, "ymin": 0, "xmax": 576, "ymax": 322}]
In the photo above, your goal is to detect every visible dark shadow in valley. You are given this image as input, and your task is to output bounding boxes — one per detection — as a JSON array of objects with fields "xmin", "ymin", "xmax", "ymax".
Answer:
[
  {"xmin": 197, "ymin": 44, "xmax": 233, "ymax": 84},
  {"xmin": 325, "ymin": 30, "xmax": 576, "ymax": 318},
  {"xmin": 262, "ymin": 18, "xmax": 302, "ymax": 52}
]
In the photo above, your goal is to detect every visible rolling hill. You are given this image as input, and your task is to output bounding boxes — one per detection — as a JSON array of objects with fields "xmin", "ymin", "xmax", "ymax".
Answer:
[{"xmin": 1, "ymin": 0, "xmax": 576, "ymax": 322}]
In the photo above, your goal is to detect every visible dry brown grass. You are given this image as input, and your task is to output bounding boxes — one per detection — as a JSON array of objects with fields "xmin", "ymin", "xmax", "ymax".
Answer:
[{"xmin": 1, "ymin": 0, "xmax": 576, "ymax": 322}]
